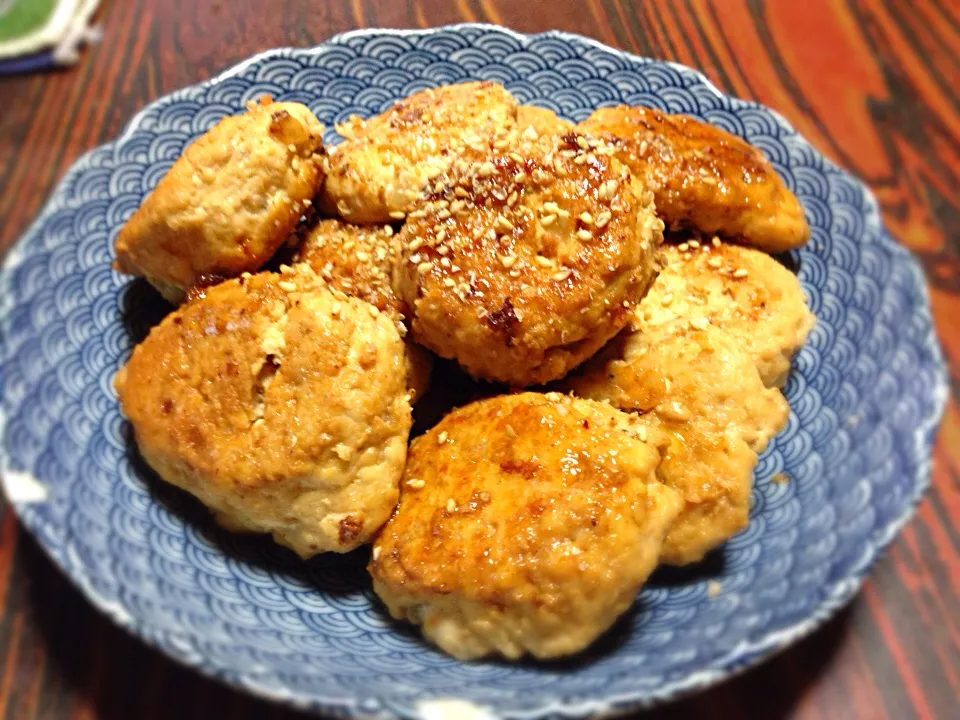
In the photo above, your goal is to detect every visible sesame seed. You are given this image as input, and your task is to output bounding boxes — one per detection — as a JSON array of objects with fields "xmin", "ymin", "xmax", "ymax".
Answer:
[
  {"xmin": 688, "ymin": 240, "xmax": 700, "ymax": 249},
  {"xmin": 500, "ymin": 254, "xmax": 517, "ymax": 269},
  {"xmin": 454, "ymin": 186, "xmax": 469, "ymax": 198},
  {"xmin": 598, "ymin": 179, "xmax": 618, "ymax": 201},
  {"xmin": 505, "ymin": 424, "xmax": 517, "ymax": 438},
  {"xmin": 661, "ymin": 292, "xmax": 674, "ymax": 306},
  {"xmin": 639, "ymin": 139, "xmax": 648, "ymax": 156},
  {"xmin": 372, "ymin": 546, "xmax": 381, "ymax": 560},
  {"xmin": 532, "ymin": 169, "xmax": 551, "ymax": 184},
  {"xmin": 678, "ymin": 243, "xmax": 689, "ymax": 252},
  {"xmin": 522, "ymin": 126, "xmax": 539, "ymax": 141},
  {"xmin": 437, "ymin": 431, "xmax": 449, "ymax": 444},
  {"xmin": 535, "ymin": 255, "xmax": 554, "ymax": 268},
  {"xmin": 690, "ymin": 317, "xmax": 710, "ymax": 330},
  {"xmin": 355, "ymin": 251, "xmax": 370, "ymax": 262},
  {"xmin": 595, "ymin": 211, "xmax": 612, "ymax": 228},
  {"xmin": 708, "ymin": 257, "xmax": 723, "ymax": 268},
  {"xmin": 440, "ymin": 257, "xmax": 451, "ymax": 268},
  {"xmin": 478, "ymin": 161, "xmax": 497, "ymax": 177},
  {"xmin": 733, "ymin": 268, "xmax": 749, "ymax": 278},
  {"xmin": 446, "ymin": 498, "xmax": 457, "ymax": 512},
  {"xmin": 443, "ymin": 278, "xmax": 456, "ymax": 287},
  {"xmin": 406, "ymin": 478, "xmax": 425, "ymax": 489},
  {"xmin": 450, "ymin": 199, "xmax": 466, "ymax": 214},
  {"xmin": 712, "ymin": 236, "xmax": 721, "ymax": 247},
  {"xmin": 577, "ymin": 228, "xmax": 593, "ymax": 241},
  {"xmin": 580, "ymin": 211, "xmax": 594, "ymax": 225},
  {"xmin": 495, "ymin": 216, "xmax": 515, "ymax": 233},
  {"xmin": 278, "ymin": 280, "xmax": 297, "ymax": 292},
  {"xmin": 637, "ymin": 425, "xmax": 648, "ymax": 442},
  {"xmin": 389, "ymin": 210, "xmax": 406, "ymax": 220},
  {"xmin": 509, "ymin": 152, "xmax": 524, "ymax": 163},
  {"xmin": 437, "ymin": 209, "xmax": 451, "ymax": 221},
  {"xmin": 417, "ymin": 262, "xmax": 433, "ymax": 274},
  {"xmin": 553, "ymin": 268, "xmax": 573, "ymax": 281},
  {"xmin": 540, "ymin": 213, "xmax": 557, "ymax": 227}
]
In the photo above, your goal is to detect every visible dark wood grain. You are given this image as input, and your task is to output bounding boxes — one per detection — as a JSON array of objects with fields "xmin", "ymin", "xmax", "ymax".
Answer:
[{"xmin": 0, "ymin": 1, "xmax": 957, "ymax": 718}]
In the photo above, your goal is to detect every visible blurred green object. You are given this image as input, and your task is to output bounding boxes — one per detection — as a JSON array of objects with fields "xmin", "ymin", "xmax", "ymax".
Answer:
[
  {"xmin": 0, "ymin": 0, "xmax": 100, "ymax": 73},
  {"xmin": 0, "ymin": 0, "xmax": 59, "ymax": 41}
]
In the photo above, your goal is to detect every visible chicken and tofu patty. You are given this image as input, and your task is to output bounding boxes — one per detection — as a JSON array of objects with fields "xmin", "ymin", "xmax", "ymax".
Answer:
[
  {"xmin": 295, "ymin": 219, "xmax": 402, "ymax": 315},
  {"xmin": 394, "ymin": 129, "xmax": 663, "ymax": 386},
  {"xmin": 114, "ymin": 97, "xmax": 325, "ymax": 303},
  {"xmin": 640, "ymin": 240, "xmax": 814, "ymax": 387},
  {"xmin": 115, "ymin": 266, "xmax": 412, "ymax": 557},
  {"xmin": 563, "ymin": 323, "xmax": 789, "ymax": 565},
  {"xmin": 322, "ymin": 81, "xmax": 518, "ymax": 223},
  {"xmin": 370, "ymin": 392, "xmax": 682, "ymax": 660},
  {"xmin": 579, "ymin": 105, "xmax": 809, "ymax": 252},
  {"xmin": 293, "ymin": 218, "xmax": 433, "ymax": 401}
]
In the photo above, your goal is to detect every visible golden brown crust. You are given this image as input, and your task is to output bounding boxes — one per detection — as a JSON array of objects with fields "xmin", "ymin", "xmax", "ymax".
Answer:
[
  {"xmin": 640, "ymin": 240, "xmax": 815, "ymax": 387},
  {"xmin": 579, "ymin": 105, "xmax": 809, "ymax": 252},
  {"xmin": 516, "ymin": 105, "xmax": 574, "ymax": 136},
  {"xmin": 115, "ymin": 266, "xmax": 412, "ymax": 557},
  {"xmin": 291, "ymin": 218, "xmax": 433, "ymax": 402},
  {"xmin": 394, "ymin": 129, "xmax": 663, "ymax": 385},
  {"xmin": 114, "ymin": 98, "xmax": 326, "ymax": 303},
  {"xmin": 294, "ymin": 219, "xmax": 403, "ymax": 315},
  {"xmin": 370, "ymin": 392, "xmax": 682, "ymax": 659},
  {"xmin": 322, "ymin": 81, "xmax": 518, "ymax": 223},
  {"xmin": 561, "ymin": 323, "xmax": 789, "ymax": 565}
]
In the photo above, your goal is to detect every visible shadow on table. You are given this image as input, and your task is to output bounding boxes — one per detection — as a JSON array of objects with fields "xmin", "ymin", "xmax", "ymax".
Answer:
[{"xmin": 11, "ymin": 515, "xmax": 852, "ymax": 720}]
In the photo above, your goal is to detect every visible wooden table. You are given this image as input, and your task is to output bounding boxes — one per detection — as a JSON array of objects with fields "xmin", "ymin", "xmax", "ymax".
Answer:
[{"xmin": 0, "ymin": 1, "xmax": 957, "ymax": 718}]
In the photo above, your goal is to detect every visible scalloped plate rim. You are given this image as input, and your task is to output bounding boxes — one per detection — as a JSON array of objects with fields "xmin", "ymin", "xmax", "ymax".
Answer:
[{"xmin": 0, "ymin": 23, "xmax": 949, "ymax": 719}]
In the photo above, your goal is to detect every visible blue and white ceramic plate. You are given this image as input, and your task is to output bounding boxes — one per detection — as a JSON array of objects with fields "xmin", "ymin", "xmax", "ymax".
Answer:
[{"xmin": 0, "ymin": 25, "xmax": 948, "ymax": 719}]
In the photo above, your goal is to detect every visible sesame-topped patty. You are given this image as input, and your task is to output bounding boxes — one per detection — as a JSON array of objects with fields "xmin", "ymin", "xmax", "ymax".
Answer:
[
  {"xmin": 370, "ymin": 392, "xmax": 682, "ymax": 660},
  {"xmin": 292, "ymin": 218, "xmax": 433, "ymax": 402},
  {"xmin": 114, "ymin": 97, "xmax": 326, "ymax": 303},
  {"xmin": 638, "ymin": 239, "xmax": 815, "ymax": 388},
  {"xmin": 394, "ymin": 127, "xmax": 663, "ymax": 386},
  {"xmin": 578, "ymin": 105, "xmax": 809, "ymax": 252},
  {"xmin": 114, "ymin": 265, "xmax": 413, "ymax": 557},
  {"xmin": 322, "ymin": 81, "xmax": 518, "ymax": 223}
]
